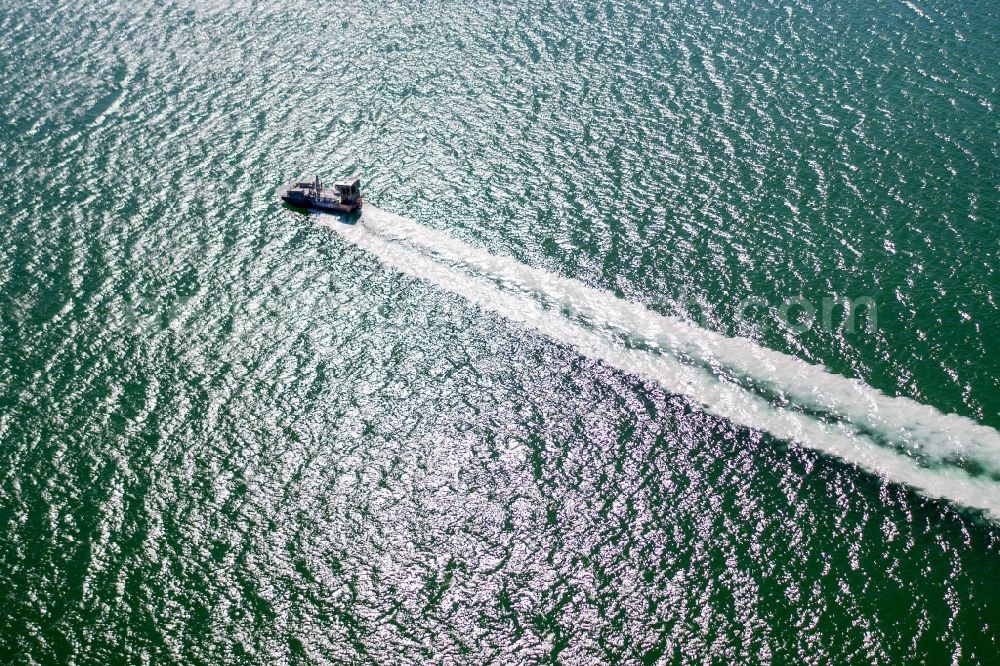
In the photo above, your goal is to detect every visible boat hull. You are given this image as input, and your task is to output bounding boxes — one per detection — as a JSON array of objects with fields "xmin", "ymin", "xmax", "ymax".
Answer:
[{"xmin": 280, "ymin": 194, "xmax": 362, "ymax": 213}]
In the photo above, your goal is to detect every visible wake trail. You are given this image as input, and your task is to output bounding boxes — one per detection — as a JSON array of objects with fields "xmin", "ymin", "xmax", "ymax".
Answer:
[{"xmin": 317, "ymin": 208, "xmax": 1000, "ymax": 517}]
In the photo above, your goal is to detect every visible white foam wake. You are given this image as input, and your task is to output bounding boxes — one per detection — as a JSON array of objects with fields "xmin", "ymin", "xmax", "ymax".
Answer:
[{"xmin": 317, "ymin": 207, "xmax": 1000, "ymax": 517}]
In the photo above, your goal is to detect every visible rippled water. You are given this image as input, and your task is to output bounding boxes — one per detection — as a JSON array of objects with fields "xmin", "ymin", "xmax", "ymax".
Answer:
[{"xmin": 2, "ymin": 0, "xmax": 999, "ymax": 662}]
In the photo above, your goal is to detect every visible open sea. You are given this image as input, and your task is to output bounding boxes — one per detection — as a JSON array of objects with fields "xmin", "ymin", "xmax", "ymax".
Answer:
[{"xmin": 2, "ymin": 0, "xmax": 999, "ymax": 662}]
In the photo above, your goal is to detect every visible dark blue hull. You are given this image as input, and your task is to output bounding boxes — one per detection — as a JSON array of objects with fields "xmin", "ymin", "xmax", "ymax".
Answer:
[{"xmin": 280, "ymin": 194, "xmax": 361, "ymax": 213}]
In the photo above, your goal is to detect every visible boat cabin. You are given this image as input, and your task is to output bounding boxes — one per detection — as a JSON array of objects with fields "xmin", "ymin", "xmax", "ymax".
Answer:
[{"xmin": 334, "ymin": 176, "xmax": 361, "ymax": 205}]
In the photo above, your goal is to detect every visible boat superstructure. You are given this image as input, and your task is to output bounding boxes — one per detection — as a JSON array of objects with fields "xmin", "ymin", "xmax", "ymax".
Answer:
[{"xmin": 279, "ymin": 175, "xmax": 362, "ymax": 213}]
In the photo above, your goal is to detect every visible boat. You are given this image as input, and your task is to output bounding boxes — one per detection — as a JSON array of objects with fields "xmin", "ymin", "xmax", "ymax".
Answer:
[{"xmin": 278, "ymin": 175, "xmax": 362, "ymax": 213}]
